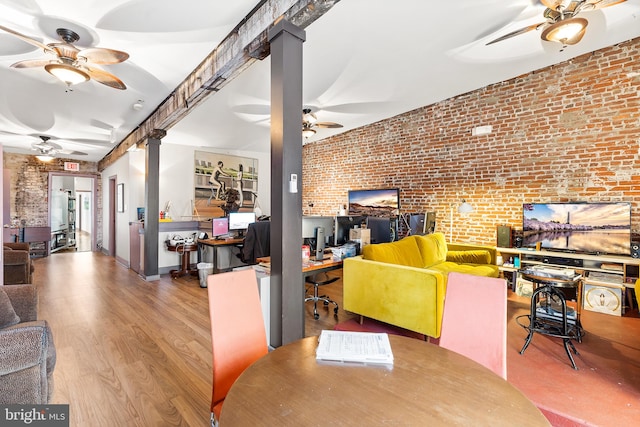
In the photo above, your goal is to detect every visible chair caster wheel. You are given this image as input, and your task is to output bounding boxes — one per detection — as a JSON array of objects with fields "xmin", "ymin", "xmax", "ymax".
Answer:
[
  {"xmin": 314, "ymin": 313, "xmax": 319, "ymax": 320},
  {"xmin": 323, "ymin": 300, "xmax": 329, "ymax": 306}
]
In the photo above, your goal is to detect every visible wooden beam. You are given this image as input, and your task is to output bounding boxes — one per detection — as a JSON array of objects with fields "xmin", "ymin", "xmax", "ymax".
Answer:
[{"xmin": 98, "ymin": 0, "xmax": 341, "ymax": 171}]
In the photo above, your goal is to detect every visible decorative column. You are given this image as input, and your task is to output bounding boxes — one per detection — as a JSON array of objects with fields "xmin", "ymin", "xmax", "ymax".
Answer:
[{"xmin": 143, "ymin": 129, "xmax": 165, "ymax": 280}]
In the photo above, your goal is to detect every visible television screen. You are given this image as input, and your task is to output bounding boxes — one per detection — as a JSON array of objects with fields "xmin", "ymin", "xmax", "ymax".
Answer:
[
  {"xmin": 228, "ymin": 211, "xmax": 256, "ymax": 231},
  {"xmin": 348, "ymin": 188, "xmax": 400, "ymax": 216},
  {"xmin": 522, "ymin": 202, "xmax": 631, "ymax": 256},
  {"xmin": 212, "ymin": 217, "xmax": 229, "ymax": 237}
]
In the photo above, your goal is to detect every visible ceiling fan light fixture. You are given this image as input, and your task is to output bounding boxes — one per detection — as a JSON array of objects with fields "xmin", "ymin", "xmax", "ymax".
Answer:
[
  {"xmin": 302, "ymin": 108, "xmax": 317, "ymax": 124},
  {"xmin": 541, "ymin": 17, "xmax": 588, "ymax": 45},
  {"xmin": 35, "ymin": 154, "xmax": 54, "ymax": 162},
  {"xmin": 302, "ymin": 127, "xmax": 316, "ymax": 138},
  {"xmin": 45, "ymin": 63, "xmax": 89, "ymax": 86}
]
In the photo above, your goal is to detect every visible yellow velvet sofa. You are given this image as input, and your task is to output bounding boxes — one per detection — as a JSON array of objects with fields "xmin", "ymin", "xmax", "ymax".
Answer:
[{"xmin": 343, "ymin": 232, "xmax": 499, "ymax": 339}]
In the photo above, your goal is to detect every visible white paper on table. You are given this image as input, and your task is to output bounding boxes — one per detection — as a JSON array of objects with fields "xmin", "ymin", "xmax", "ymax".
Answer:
[{"xmin": 316, "ymin": 330, "xmax": 394, "ymax": 365}]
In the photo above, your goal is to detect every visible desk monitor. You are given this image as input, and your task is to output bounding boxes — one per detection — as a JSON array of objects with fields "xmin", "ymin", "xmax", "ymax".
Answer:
[
  {"xmin": 212, "ymin": 217, "xmax": 229, "ymax": 237},
  {"xmin": 334, "ymin": 215, "xmax": 365, "ymax": 246},
  {"xmin": 302, "ymin": 216, "xmax": 335, "ymax": 240},
  {"xmin": 367, "ymin": 216, "xmax": 392, "ymax": 244},
  {"xmin": 228, "ymin": 211, "xmax": 256, "ymax": 236},
  {"xmin": 409, "ymin": 214, "xmax": 426, "ymax": 236}
]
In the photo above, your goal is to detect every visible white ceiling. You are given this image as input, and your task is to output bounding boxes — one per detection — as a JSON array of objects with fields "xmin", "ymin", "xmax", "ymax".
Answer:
[{"xmin": 1, "ymin": 0, "xmax": 639, "ymax": 162}]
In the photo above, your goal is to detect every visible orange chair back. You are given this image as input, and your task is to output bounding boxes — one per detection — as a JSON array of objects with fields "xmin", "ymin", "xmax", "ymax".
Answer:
[
  {"xmin": 439, "ymin": 272, "xmax": 508, "ymax": 379},
  {"xmin": 208, "ymin": 269, "xmax": 268, "ymax": 418}
]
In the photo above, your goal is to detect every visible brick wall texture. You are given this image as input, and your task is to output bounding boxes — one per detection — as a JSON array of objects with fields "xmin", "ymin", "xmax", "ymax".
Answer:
[
  {"xmin": 3, "ymin": 153, "xmax": 102, "ymax": 246},
  {"xmin": 303, "ymin": 37, "xmax": 640, "ymax": 246}
]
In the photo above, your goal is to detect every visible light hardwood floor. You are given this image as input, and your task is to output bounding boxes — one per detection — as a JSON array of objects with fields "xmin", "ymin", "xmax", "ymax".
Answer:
[{"xmin": 33, "ymin": 251, "xmax": 352, "ymax": 426}]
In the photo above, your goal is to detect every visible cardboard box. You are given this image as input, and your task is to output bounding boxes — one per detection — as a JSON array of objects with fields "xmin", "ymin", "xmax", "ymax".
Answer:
[
  {"xmin": 349, "ymin": 228, "xmax": 370, "ymax": 246},
  {"xmin": 582, "ymin": 283, "xmax": 623, "ymax": 316}
]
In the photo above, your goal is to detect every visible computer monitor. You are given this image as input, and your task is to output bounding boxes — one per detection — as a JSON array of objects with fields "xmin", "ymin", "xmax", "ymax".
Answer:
[
  {"xmin": 302, "ymin": 216, "xmax": 335, "ymax": 240},
  {"xmin": 228, "ymin": 211, "xmax": 256, "ymax": 236},
  {"xmin": 334, "ymin": 216, "xmax": 365, "ymax": 246},
  {"xmin": 367, "ymin": 216, "xmax": 392, "ymax": 244},
  {"xmin": 409, "ymin": 214, "xmax": 426, "ymax": 236},
  {"xmin": 212, "ymin": 217, "xmax": 229, "ymax": 238}
]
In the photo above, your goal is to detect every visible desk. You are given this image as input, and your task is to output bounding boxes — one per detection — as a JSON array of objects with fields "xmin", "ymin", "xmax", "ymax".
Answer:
[
  {"xmin": 197, "ymin": 238, "xmax": 244, "ymax": 273},
  {"xmin": 256, "ymin": 255, "xmax": 343, "ymax": 277},
  {"xmin": 219, "ymin": 335, "xmax": 550, "ymax": 426},
  {"xmin": 166, "ymin": 242, "xmax": 199, "ymax": 278}
]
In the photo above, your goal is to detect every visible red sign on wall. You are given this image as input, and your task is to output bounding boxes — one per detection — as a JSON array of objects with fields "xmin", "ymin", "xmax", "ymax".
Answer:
[{"xmin": 64, "ymin": 162, "xmax": 80, "ymax": 171}]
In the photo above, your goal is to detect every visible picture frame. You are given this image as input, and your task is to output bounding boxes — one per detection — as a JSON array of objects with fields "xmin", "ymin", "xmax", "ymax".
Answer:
[{"xmin": 117, "ymin": 183, "xmax": 124, "ymax": 213}]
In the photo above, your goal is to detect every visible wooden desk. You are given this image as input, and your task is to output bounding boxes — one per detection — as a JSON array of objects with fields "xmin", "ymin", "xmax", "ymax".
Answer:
[
  {"xmin": 197, "ymin": 238, "xmax": 244, "ymax": 273},
  {"xmin": 256, "ymin": 255, "xmax": 343, "ymax": 276},
  {"xmin": 166, "ymin": 242, "xmax": 199, "ymax": 278},
  {"xmin": 219, "ymin": 335, "xmax": 550, "ymax": 426}
]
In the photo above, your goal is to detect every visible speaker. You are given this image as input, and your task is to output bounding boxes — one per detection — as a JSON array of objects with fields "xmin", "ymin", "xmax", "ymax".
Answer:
[
  {"xmin": 315, "ymin": 227, "xmax": 325, "ymax": 260},
  {"xmin": 425, "ymin": 212, "xmax": 436, "ymax": 234},
  {"xmin": 496, "ymin": 225, "xmax": 512, "ymax": 248},
  {"xmin": 632, "ymin": 242, "xmax": 640, "ymax": 258}
]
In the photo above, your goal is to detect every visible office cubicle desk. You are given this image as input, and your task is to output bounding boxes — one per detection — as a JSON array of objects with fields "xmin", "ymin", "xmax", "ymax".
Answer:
[
  {"xmin": 219, "ymin": 335, "xmax": 549, "ymax": 426},
  {"xmin": 197, "ymin": 237, "xmax": 244, "ymax": 273}
]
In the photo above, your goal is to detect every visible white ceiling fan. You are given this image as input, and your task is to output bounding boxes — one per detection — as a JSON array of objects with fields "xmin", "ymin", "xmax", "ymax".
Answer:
[
  {"xmin": 302, "ymin": 108, "xmax": 343, "ymax": 139},
  {"xmin": 31, "ymin": 136, "xmax": 88, "ymax": 161},
  {"xmin": 486, "ymin": 0, "xmax": 627, "ymax": 50},
  {"xmin": 0, "ymin": 24, "xmax": 129, "ymax": 89}
]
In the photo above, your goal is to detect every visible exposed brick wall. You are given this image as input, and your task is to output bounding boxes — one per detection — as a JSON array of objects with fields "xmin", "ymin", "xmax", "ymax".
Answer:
[
  {"xmin": 3, "ymin": 153, "xmax": 102, "ymax": 246},
  {"xmin": 303, "ymin": 38, "xmax": 640, "ymax": 246}
]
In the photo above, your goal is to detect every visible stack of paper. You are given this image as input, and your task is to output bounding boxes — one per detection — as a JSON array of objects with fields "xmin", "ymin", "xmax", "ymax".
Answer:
[{"xmin": 316, "ymin": 330, "xmax": 394, "ymax": 365}]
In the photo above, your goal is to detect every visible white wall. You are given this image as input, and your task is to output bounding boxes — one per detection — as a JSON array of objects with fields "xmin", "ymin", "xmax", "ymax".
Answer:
[{"xmin": 100, "ymin": 143, "xmax": 270, "ymax": 270}]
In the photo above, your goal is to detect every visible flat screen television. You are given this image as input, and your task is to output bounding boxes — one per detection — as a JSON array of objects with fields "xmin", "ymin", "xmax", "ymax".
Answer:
[
  {"xmin": 348, "ymin": 188, "xmax": 400, "ymax": 217},
  {"xmin": 522, "ymin": 202, "xmax": 631, "ymax": 256}
]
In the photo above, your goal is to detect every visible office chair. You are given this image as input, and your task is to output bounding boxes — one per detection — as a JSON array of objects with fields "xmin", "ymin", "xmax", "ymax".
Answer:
[
  {"xmin": 438, "ymin": 272, "xmax": 508, "ymax": 379},
  {"xmin": 305, "ymin": 273, "xmax": 339, "ymax": 320},
  {"xmin": 208, "ymin": 269, "xmax": 268, "ymax": 426}
]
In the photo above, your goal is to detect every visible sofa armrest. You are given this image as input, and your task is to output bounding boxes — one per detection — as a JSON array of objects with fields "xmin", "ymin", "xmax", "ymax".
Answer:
[
  {"xmin": 4, "ymin": 243, "xmax": 30, "ymax": 252},
  {"xmin": 0, "ymin": 320, "xmax": 55, "ymax": 404},
  {"xmin": 3, "ymin": 285, "xmax": 38, "ymax": 322},
  {"xmin": 343, "ymin": 256, "xmax": 447, "ymax": 338},
  {"xmin": 447, "ymin": 243, "xmax": 497, "ymax": 265}
]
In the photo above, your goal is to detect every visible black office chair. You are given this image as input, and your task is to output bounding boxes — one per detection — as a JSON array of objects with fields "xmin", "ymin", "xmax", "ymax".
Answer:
[
  {"xmin": 240, "ymin": 221, "xmax": 270, "ymax": 264},
  {"xmin": 305, "ymin": 272, "xmax": 339, "ymax": 320}
]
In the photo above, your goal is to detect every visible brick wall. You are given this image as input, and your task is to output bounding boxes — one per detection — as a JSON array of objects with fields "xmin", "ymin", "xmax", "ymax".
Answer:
[
  {"xmin": 303, "ymin": 37, "xmax": 640, "ymax": 246},
  {"xmin": 3, "ymin": 153, "xmax": 102, "ymax": 245}
]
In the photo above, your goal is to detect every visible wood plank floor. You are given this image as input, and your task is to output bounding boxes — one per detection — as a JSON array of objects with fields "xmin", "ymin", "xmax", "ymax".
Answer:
[{"xmin": 32, "ymin": 251, "xmax": 352, "ymax": 426}]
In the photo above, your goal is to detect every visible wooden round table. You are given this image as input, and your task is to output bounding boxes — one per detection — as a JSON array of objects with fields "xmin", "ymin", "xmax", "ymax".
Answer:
[
  {"xmin": 166, "ymin": 242, "xmax": 198, "ymax": 278},
  {"xmin": 219, "ymin": 335, "xmax": 550, "ymax": 426}
]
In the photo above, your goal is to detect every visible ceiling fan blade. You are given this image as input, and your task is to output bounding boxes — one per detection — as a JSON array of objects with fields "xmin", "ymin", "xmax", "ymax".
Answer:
[
  {"xmin": 78, "ymin": 47, "xmax": 129, "ymax": 65},
  {"xmin": 0, "ymin": 25, "xmax": 56, "ymax": 55},
  {"xmin": 10, "ymin": 59, "xmax": 55, "ymax": 69},
  {"xmin": 315, "ymin": 122, "xmax": 343, "ymax": 129},
  {"xmin": 57, "ymin": 149, "xmax": 88, "ymax": 156},
  {"xmin": 541, "ymin": 0, "xmax": 625, "ymax": 10},
  {"xmin": 486, "ymin": 22, "xmax": 546, "ymax": 45},
  {"xmin": 84, "ymin": 66, "xmax": 126, "ymax": 90}
]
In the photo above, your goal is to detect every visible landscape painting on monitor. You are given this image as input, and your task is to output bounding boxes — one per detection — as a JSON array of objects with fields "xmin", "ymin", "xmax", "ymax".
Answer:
[
  {"xmin": 522, "ymin": 202, "xmax": 631, "ymax": 256},
  {"xmin": 348, "ymin": 188, "xmax": 400, "ymax": 217}
]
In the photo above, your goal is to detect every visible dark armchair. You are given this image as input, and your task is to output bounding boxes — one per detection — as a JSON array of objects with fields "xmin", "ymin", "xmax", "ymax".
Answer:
[
  {"xmin": 4, "ymin": 242, "xmax": 34, "ymax": 285},
  {"xmin": 0, "ymin": 284, "xmax": 56, "ymax": 404}
]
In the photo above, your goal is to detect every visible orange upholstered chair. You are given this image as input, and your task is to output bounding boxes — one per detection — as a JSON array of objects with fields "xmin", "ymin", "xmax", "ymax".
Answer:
[
  {"xmin": 208, "ymin": 269, "xmax": 268, "ymax": 426},
  {"xmin": 438, "ymin": 272, "xmax": 508, "ymax": 379}
]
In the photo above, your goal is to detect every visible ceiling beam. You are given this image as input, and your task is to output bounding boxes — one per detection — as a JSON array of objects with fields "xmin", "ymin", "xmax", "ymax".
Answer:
[{"xmin": 98, "ymin": 0, "xmax": 341, "ymax": 171}]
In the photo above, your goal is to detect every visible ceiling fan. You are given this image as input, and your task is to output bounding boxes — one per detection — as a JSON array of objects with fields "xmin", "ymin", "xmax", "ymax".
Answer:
[
  {"xmin": 0, "ymin": 24, "xmax": 129, "ymax": 89},
  {"xmin": 486, "ymin": 0, "xmax": 626, "ymax": 49},
  {"xmin": 32, "ymin": 136, "xmax": 88, "ymax": 161},
  {"xmin": 302, "ymin": 108, "xmax": 343, "ymax": 138}
]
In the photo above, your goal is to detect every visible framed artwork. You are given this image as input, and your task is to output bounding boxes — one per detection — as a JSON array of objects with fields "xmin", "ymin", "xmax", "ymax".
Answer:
[
  {"xmin": 193, "ymin": 151, "xmax": 258, "ymax": 218},
  {"xmin": 117, "ymin": 183, "xmax": 124, "ymax": 213}
]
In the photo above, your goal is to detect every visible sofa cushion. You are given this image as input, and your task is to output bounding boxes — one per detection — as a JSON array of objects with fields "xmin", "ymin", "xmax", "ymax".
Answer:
[
  {"xmin": 415, "ymin": 233, "xmax": 448, "ymax": 268},
  {"xmin": 430, "ymin": 261, "xmax": 499, "ymax": 277},
  {"xmin": 362, "ymin": 236, "xmax": 423, "ymax": 268},
  {"xmin": 0, "ymin": 287, "xmax": 21, "ymax": 329},
  {"xmin": 446, "ymin": 250, "xmax": 492, "ymax": 265}
]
